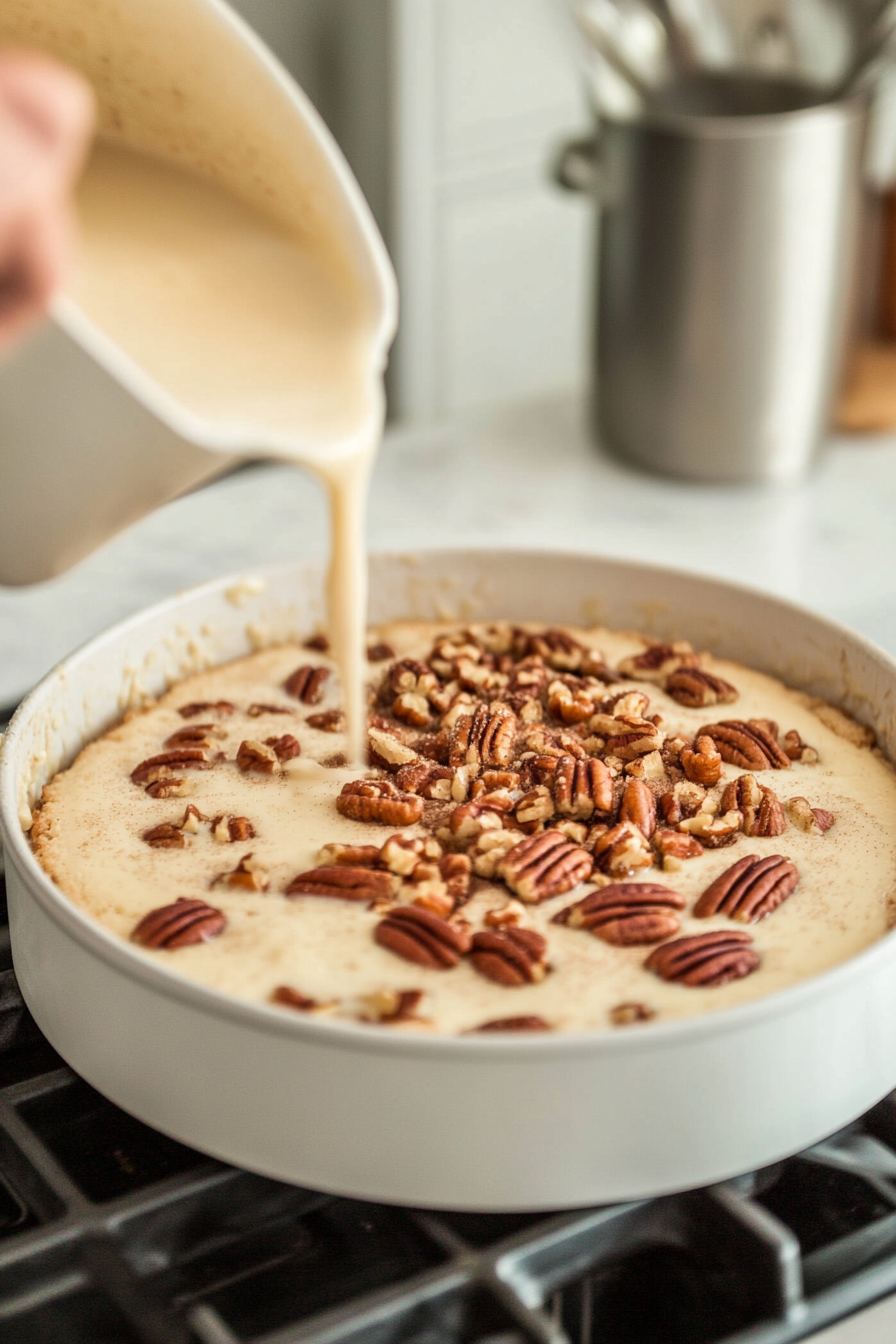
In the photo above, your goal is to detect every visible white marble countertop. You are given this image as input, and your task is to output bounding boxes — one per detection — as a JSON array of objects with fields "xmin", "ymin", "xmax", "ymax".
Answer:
[{"xmin": 1, "ymin": 391, "xmax": 895, "ymax": 708}]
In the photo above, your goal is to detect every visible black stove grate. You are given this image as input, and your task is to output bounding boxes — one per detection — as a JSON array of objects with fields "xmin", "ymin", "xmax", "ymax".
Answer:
[{"xmin": 0, "ymin": 872, "xmax": 895, "ymax": 1343}]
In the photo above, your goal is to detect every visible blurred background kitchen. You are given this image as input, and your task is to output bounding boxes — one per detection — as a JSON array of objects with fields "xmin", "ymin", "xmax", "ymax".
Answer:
[{"xmin": 3, "ymin": 0, "xmax": 896, "ymax": 710}]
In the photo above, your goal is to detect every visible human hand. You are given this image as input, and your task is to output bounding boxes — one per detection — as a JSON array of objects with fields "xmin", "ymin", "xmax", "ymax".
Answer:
[{"xmin": 0, "ymin": 50, "xmax": 95, "ymax": 355}]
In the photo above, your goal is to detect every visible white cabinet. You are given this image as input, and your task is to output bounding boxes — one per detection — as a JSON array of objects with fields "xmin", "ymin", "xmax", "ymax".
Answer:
[{"xmin": 230, "ymin": 0, "xmax": 593, "ymax": 422}]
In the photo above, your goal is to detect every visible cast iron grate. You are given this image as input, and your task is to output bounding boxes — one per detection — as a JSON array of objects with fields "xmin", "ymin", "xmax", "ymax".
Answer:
[{"xmin": 1, "ymin": 868, "xmax": 896, "ymax": 1343}]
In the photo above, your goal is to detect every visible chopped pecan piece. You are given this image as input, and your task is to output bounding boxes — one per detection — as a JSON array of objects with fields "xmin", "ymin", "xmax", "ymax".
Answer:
[
  {"xmin": 515, "ymin": 786, "xmax": 555, "ymax": 828},
  {"xmin": 141, "ymin": 822, "xmax": 185, "ymax": 849},
  {"xmin": 599, "ymin": 689, "xmax": 651, "ymax": 718},
  {"xmin": 303, "ymin": 632, "xmax": 330, "ymax": 652},
  {"xmin": 497, "ymin": 830, "xmax": 593, "ymax": 903},
  {"xmin": 336, "ymin": 779, "xmax": 424, "ymax": 826},
  {"xmin": 786, "ymin": 797, "xmax": 834, "ymax": 833},
  {"xmin": 591, "ymin": 822, "xmax": 654, "ymax": 877},
  {"xmin": 665, "ymin": 668, "xmax": 738, "ymax": 708},
  {"xmin": 470, "ymin": 829, "xmax": 527, "ymax": 879},
  {"xmin": 617, "ymin": 641, "xmax": 699, "ymax": 682},
  {"xmin": 395, "ymin": 762, "xmax": 454, "ymax": 800},
  {"xmin": 646, "ymin": 930, "xmax": 759, "ymax": 986},
  {"xmin": 131, "ymin": 749, "xmax": 210, "ymax": 785},
  {"xmin": 392, "ymin": 692, "xmax": 432, "ymax": 728},
  {"xmin": 211, "ymin": 815, "xmax": 256, "ymax": 843},
  {"xmin": 247, "ymin": 703, "xmax": 292, "ymax": 717},
  {"xmin": 236, "ymin": 739, "xmax": 279, "ymax": 774},
  {"xmin": 271, "ymin": 986, "xmax": 319, "ymax": 1012},
  {"xmin": 177, "ymin": 701, "xmax": 235, "ymax": 719},
  {"xmin": 380, "ymin": 833, "xmax": 442, "ymax": 876},
  {"xmin": 720, "ymin": 775, "xmax": 786, "ymax": 838},
  {"xmin": 680, "ymin": 735, "xmax": 723, "ymax": 787},
  {"xmin": 484, "ymin": 898, "xmax": 526, "ymax": 928},
  {"xmin": 367, "ymin": 641, "xmax": 396, "ymax": 663},
  {"xmin": 263, "ymin": 734, "xmax": 301, "ymax": 763},
  {"xmin": 526, "ymin": 628, "xmax": 586, "ymax": 670},
  {"xmin": 385, "ymin": 658, "xmax": 439, "ymax": 698},
  {"xmin": 368, "ymin": 726, "xmax": 418, "ymax": 770},
  {"xmin": 618, "ymin": 778, "xmax": 657, "ymax": 838},
  {"xmin": 306, "ymin": 711, "xmax": 344, "ymax": 733},
  {"xmin": 164, "ymin": 724, "xmax": 216, "ymax": 749},
  {"xmin": 449, "ymin": 798, "xmax": 511, "ymax": 841},
  {"xmin": 553, "ymin": 756, "xmax": 614, "ymax": 820},
  {"xmin": 700, "ymin": 720, "xmax": 791, "ymax": 770},
  {"xmin": 470, "ymin": 928, "xmax": 549, "ymax": 986},
  {"xmin": 131, "ymin": 898, "xmax": 226, "ymax": 949},
  {"xmin": 374, "ymin": 906, "xmax": 472, "ymax": 968},
  {"xmin": 554, "ymin": 882, "xmax": 684, "ymax": 945},
  {"xmin": 781, "ymin": 729, "xmax": 819, "ymax": 763},
  {"xmin": 449, "ymin": 702, "xmax": 517, "ymax": 771},
  {"xmin": 505, "ymin": 657, "xmax": 548, "ymax": 711},
  {"xmin": 653, "ymin": 829, "xmax": 703, "ymax": 869},
  {"xmin": 219, "ymin": 853, "xmax": 269, "ymax": 892},
  {"xmin": 694, "ymin": 854, "xmax": 799, "ymax": 923},
  {"xmin": 678, "ymin": 808, "xmax": 742, "ymax": 848},
  {"xmin": 604, "ymin": 717, "xmax": 664, "ymax": 761},
  {"xmin": 610, "ymin": 1002, "xmax": 656, "ymax": 1026},
  {"xmin": 145, "ymin": 778, "xmax": 189, "ymax": 799},
  {"xmin": 469, "ymin": 1016, "xmax": 551, "ymax": 1032},
  {"xmin": 624, "ymin": 751, "xmax": 667, "ymax": 783},
  {"xmin": 362, "ymin": 988, "xmax": 425, "ymax": 1023},
  {"xmin": 284, "ymin": 665, "xmax": 330, "ymax": 704},
  {"xmin": 287, "ymin": 866, "xmax": 399, "ymax": 902},
  {"xmin": 439, "ymin": 852, "xmax": 472, "ymax": 905},
  {"xmin": 547, "ymin": 680, "xmax": 595, "ymax": 724},
  {"xmin": 180, "ymin": 805, "xmax": 205, "ymax": 834}
]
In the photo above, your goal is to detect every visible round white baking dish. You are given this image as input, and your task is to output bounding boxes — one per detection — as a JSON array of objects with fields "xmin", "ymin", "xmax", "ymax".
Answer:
[{"xmin": 3, "ymin": 551, "xmax": 896, "ymax": 1211}]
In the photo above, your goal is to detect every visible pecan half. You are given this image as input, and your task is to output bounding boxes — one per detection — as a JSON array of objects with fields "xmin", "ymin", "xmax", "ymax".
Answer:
[
  {"xmin": 610, "ymin": 1002, "xmax": 656, "ymax": 1026},
  {"xmin": 617, "ymin": 642, "xmax": 699, "ymax": 682},
  {"xmin": 547, "ymin": 679, "xmax": 595, "ymax": 724},
  {"xmin": 469, "ymin": 1016, "xmax": 551, "ymax": 1032},
  {"xmin": 619, "ymin": 778, "xmax": 657, "ymax": 838},
  {"xmin": 177, "ymin": 701, "xmax": 235, "ymax": 719},
  {"xmin": 449, "ymin": 702, "xmax": 517, "ymax": 771},
  {"xmin": 236, "ymin": 739, "xmax": 279, "ymax": 774},
  {"xmin": 646, "ymin": 930, "xmax": 759, "ymax": 986},
  {"xmin": 787, "ymin": 797, "xmax": 834, "ymax": 833},
  {"xmin": 142, "ymin": 823, "xmax": 185, "ymax": 849},
  {"xmin": 554, "ymin": 882, "xmax": 684, "ymax": 945},
  {"xmin": 284, "ymin": 665, "xmax": 330, "ymax": 704},
  {"xmin": 264, "ymin": 734, "xmax": 301, "ymax": 763},
  {"xmin": 306, "ymin": 711, "xmax": 344, "ymax": 733},
  {"xmin": 131, "ymin": 749, "xmax": 210, "ymax": 785},
  {"xmin": 367, "ymin": 641, "xmax": 396, "ymax": 662},
  {"xmin": 374, "ymin": 906, "xmax": 472, "ymax": 968},
  {"xmin": 680, "ymin": 736, "xmax": 723, "ymax": 787},
  {"xmin": 700, "ymin": 721, "xmax": 791, "ymax": 770},
  {"xmin": 247, "ymin": 703, "xmax": 292, "ymax": 717},
  {"xmin": 286, "ymin": 866, "xmax": 399, "ymax": 901},
  {"xmin": 317, "ymin": 842, "xmax": 382, "ymax": 868},
  {"xmin": 591, "ymin": 822, "xmax": 654, "ymax": 877},
  {"xmin": 131, "ymin": 898, "xmax": 226, "ymax": 949},
  {"xmin": 694, "ymin": 854, "xmax": 799, "ymax": 923},
  {"xmin": 470, "ymin": 928, "xmax": 549, "ymax": 985},
  {"xmin": 497, "ymin": 831, "xmax": 593, "ymax": 903},
  {"xmin": 164, "ymin": 724, "xmax": 216, "ymax": 749},
  {"xmin": 665, "ymin": 668, "xmax": 738, "ymax": 708},
  {"xmin": 554, "ymin": 756, "xmax": 614, "ymax": 820},
  {"xmin": 336, "ymin": 779, "xmax": 424, "ymax": 826},
  {"xmin": 720, "ymin": 776, "xmax": 786, "ymax": 837}
]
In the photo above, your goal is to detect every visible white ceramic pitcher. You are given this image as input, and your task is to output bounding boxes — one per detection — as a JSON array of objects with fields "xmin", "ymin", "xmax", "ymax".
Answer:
[{"xmin": 0, "ymin": 0, "xmax": 397, "ymax": 584}]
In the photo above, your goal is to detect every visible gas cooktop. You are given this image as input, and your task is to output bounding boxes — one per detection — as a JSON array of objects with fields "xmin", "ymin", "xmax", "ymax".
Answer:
[{"xmin": 0, "ymin": 866, "xmax": 894, "ymax": 1342}]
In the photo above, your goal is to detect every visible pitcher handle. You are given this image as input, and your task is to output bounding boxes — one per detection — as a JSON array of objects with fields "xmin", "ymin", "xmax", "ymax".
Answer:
[{"xmin": 552, "ymin": 135, "xmax": 602, "ymax": 195}]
